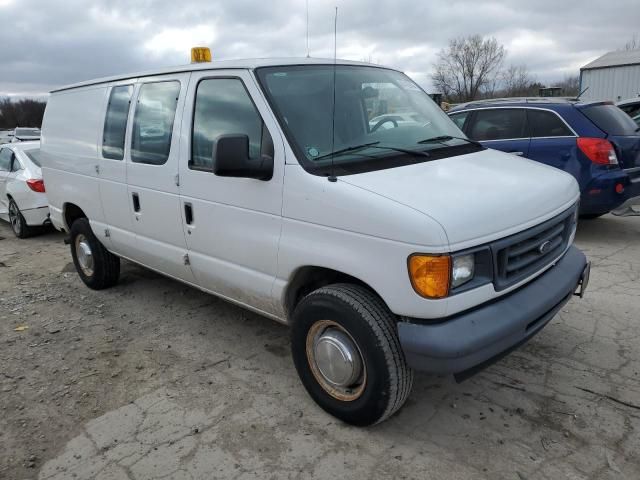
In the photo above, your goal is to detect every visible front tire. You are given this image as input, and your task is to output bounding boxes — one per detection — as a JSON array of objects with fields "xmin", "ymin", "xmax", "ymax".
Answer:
[
  {"xmin": 8, "ymin": 199, "xmax": 33, "ymax": 239},
  {"xmin": 291, "ymin": 284, "xmax": 413, "ymax": 426},
  {"xmin": 70, "ymin": 218, "xmax": 120, "ymax": 289}
]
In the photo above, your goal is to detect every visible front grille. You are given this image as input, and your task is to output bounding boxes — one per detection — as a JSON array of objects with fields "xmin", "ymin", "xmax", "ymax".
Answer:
[{"xmin": 493, "ymin": 205, "xmax": 577, "ymax": 291}]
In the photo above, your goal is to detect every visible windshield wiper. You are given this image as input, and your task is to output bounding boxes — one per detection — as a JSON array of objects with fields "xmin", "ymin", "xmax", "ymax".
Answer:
[
  {"xmin": 315, "ymin": 142, "xmax": 380, "ymax": 160},
  {"xmin": 369, "ymin": 145, "xmax": 430, "ymax": 158},
  {"xmin": 316, "ymin": 142, "xmax": 430, "ymax": 160},
  {"xmin": 418, "ymin": 135, "xmax": 482, "ymax": 147}
]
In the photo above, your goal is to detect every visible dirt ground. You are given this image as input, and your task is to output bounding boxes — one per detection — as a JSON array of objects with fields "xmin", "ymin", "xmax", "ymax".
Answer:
[{"xmin": 1, "ymin": 215, "xmax": 639, "ymax": 480}]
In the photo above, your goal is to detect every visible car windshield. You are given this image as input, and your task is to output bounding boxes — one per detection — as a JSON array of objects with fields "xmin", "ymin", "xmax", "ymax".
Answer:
[
  {"xmin": 256, "ymin": 65, "xmax": 478, "ymax": 175},
  {"xmin": 15, "ymin": 128, "xmax": 40, "ymax": 136}
]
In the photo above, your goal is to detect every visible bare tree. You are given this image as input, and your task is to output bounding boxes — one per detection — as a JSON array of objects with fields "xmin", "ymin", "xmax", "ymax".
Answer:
[
  {"xmin": 556, "ymin": 75, "xmax": 581, "ymax": 96},
  {"xmin": 0, "ymin": 97, "xmax": 47, "ymax": 129},
  {"xmin": 501, "ymin": 64, "xmax": 535, "ymax": 97},
  {"xmin": 623, "ymin": 33, "xmax": 639, "ymax": 51},
  {"xmin": 432, "ymin": 35, "xmax": 505, "ymax": 102}
]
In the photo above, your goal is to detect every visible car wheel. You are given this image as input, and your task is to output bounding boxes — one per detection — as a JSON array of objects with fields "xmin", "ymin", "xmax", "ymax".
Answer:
[
  {"xmin": 291, "ymin": 283, "xmax": 413, "ymax": 426},
  {"xmin": 579, "ymin": 213, "xmax": 605, "ymax": 220},
  {"xmin": 70, "ymin": 218, "xmax": 120, "ymax": 290},
  {"xmin": 8, "ymin": 199, "xmax": 33, "ymax": 239}
]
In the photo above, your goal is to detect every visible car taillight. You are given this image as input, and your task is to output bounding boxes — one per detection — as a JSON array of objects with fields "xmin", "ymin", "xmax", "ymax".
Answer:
[
  {"xmin": 577, "ymin": 137, "xmax": 618, "ymax": 165},
  {"xmin": 26, "ymin": 179, "xmax": 45, "ymax": 193}
]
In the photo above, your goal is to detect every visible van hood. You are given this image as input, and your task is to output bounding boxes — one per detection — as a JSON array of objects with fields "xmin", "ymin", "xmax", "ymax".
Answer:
[{"xmin": 340, "ymin": 148, "xmax": 579, "ymax": 250}]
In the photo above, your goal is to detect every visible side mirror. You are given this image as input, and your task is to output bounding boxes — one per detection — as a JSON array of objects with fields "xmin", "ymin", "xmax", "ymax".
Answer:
[{"xmin": 213, "ymin": 134, "xmax": 273, "ymax": 181}]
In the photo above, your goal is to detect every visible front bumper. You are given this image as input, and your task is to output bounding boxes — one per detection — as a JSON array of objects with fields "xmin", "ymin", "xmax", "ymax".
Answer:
[{"xmin": 397, "ymin": 245, "xmax": 588, "ymax": 379}]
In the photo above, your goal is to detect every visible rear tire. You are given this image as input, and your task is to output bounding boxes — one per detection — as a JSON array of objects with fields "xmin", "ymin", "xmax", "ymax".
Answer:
[
  {"xmin": 579, "ymin": 213, "xmax": 605, "ymax": 220},
  {"xmin": 70, "ymin": 218, "xmax": 120, "ymax": 289},
  {"xmin": 8, "ymin": 199, "xmax": 33, "ymax": 239},
  {"xmin": 291, "ymin": 283, "xmax": 413, "ymax": 426}
]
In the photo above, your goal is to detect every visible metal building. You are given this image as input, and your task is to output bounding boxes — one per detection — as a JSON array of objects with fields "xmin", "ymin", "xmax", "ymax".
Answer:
[{"xmin": 580, "ymin": 49, "xmax": 640, "ymax": 102}]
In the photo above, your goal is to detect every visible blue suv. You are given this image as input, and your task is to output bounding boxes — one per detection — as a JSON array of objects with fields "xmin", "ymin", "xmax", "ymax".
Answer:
[{"xmin": 449, "ymin": 99, "xmax": 640, "ymax": 217}]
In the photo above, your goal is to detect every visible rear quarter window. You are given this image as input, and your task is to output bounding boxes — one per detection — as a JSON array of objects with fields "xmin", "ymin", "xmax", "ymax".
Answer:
[
  {"xmin": 527, "ymin": 110, "xmax": 573, "ymax": 137},
  {"xmin": 581, "ymin": 104, "xmax": 638, "ymax": 136}
]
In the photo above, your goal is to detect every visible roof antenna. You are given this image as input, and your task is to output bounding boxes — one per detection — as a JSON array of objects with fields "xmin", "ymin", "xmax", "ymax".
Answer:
[
  {"xmin": 575, "ymin": 85, "xmax": 589, "ymax": 101},
  {"xmin": 305, "ymin": 0, "xmax": 310, "ymax": 58},
  {"xmin": 328, "ymin": 6, "xmax": 338, "ymax": 183}
]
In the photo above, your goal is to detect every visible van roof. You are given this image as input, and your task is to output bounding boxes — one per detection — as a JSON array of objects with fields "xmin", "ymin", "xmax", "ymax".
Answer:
[{"xmin": 51, "ymin": 57, "xmax": 386, "ymax": 93}]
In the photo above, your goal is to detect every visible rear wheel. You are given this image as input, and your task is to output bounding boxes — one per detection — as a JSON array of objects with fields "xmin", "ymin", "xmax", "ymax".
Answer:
[
  {"xmin": 291, "ymin": 283, "xmax": 413, "ymax": 426},
  {"xmin": 579, "ymin": 213, "xmax": 605, "ymax": 220},
  {"xmin": 8, "ymin": 199, "xmax": 33, "ymax": 239},
  {"xmin": 70, "ymin": 218, "xmax": 120, "ymax": 289}
]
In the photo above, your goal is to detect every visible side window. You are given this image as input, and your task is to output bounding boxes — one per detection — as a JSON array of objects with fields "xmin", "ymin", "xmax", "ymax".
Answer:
[
  {"xmin": 527, "ymin": 110, "xmax": 573, "ymax": 138},
  {"xmin": 449, "ymin": 111, "xmax": 470, "ymax": 131},
  {"xmin": 191, "ymin": 78, "xmax": 270, "ymax": 170},
  {"xmin": 102, "ymin": 85, "xmax": 133, "ymax": 160},
  {"xmin": 11, "ymin": 155, "xmax": 22, "ymax": 172},
  {"xmin": 131, "ymin": 81, "xmax": 180, "ymax": 165},
  {"xmin": 0, "ymin": 148, "xmax": 12, "ymax": 171},
  {"xmin": 468, "ymin": 109, "xmax": 527, "ymax": 141}
]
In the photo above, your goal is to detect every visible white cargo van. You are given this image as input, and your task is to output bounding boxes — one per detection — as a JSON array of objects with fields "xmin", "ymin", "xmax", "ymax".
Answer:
[{"xmin": 39, "ymin": 57, "xmax": 590, "ymax": 425}]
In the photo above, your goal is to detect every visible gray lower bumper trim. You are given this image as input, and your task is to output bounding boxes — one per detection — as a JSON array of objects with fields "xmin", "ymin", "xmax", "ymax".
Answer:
[{"xmin": 398, "ymin": 246, "xmax": 587, "ymax": 376}]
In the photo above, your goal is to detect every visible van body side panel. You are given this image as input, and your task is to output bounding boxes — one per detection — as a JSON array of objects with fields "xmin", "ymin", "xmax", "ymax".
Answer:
[
  {"xmin": 40, "ymin": 87, "xmax": 109, "ymax": 230},
  {"xmin": 177, "ymin": 69, "xmax": 285, "ymax": 316},
  {"xmin": 275, "ymin": 164, "xmax": 450, "ymax": 320}
]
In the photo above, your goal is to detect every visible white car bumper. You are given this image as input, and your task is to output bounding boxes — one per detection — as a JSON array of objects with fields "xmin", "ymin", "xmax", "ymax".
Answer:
[{"xmin": 21, "ymin": 206, "xmax": 50, "ymax": 226}]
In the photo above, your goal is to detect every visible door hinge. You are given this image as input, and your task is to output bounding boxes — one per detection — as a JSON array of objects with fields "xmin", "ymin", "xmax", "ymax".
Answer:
[
  {"xmin": 175, "ymin": 174, "xmax": 180, "ymax": 187},
  {"xmin": 183, "ymin": 253, "xmax": 190, "ymax": 266},
  {"xmin": 104, "ymin": 228, "xmax": 111, "ymax": 238},
  {"xmin": 95, "ymin": 164, "xmax": 100, "ymax": 175}
]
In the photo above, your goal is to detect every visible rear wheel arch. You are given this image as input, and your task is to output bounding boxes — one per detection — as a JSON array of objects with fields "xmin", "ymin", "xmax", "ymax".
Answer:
[{"xmin": 63, "ymin": 203, "xmax": 87, "ymax": 230}]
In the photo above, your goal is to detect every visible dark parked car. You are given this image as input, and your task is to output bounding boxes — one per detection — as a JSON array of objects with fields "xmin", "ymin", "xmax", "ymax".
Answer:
[
  {"xmin": 617, "ymin": 98, "xmax": 640, "ymax": 127},
  {"xmin": 449, "ymin": 98, "xmax": 640, "ymax": 217}
]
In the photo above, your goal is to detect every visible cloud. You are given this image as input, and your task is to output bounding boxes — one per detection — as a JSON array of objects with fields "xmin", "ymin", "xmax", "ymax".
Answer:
[
  {"xmin": 0, "ymin": 0, "xmax": 638, "ymax": 96},
  {"xmin": 144, "ymin": 25, "xmax": 217, "ymax": 56}
]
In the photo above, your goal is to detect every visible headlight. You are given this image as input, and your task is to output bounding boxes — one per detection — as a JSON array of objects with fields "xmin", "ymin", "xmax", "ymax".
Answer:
[{"xmin": 452, "ymin": 254, "xmax": 474, "ymax": 288}]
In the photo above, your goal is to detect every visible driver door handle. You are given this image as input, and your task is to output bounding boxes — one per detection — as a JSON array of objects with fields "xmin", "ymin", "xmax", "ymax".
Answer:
[{"xmin": 132, "ymin": 192, "xmax": 141, "ymax": 212}]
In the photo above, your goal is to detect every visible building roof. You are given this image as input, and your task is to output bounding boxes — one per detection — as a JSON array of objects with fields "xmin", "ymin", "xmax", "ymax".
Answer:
[
  {"xmin": 581, "ymin": 49, "xmax": 640, "ymax": 70},
  {"xmin": 51, "ymin": 57, "xmax": 386, "ymax": 93}
]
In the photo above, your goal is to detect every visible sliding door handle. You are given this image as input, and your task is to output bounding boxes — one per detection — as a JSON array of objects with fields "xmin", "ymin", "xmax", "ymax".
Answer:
[
  {"xmin": 184, "ymin": 203, "xmax": 194, "ymax": 225},
  {"xmin": 132, "ymin": 192, "xmax": 141, "ymax": 212}
]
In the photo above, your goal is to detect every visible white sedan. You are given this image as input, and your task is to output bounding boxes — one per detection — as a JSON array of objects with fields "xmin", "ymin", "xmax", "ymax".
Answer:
[{"xmin": 0, "ymin": 141, "xmax": 49, "ymax": 238}]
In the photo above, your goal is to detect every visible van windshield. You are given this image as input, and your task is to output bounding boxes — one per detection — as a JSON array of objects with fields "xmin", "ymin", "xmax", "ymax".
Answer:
[{"xmin": 256, "ymin": 65, "xmax": 479, "ymax": 176}]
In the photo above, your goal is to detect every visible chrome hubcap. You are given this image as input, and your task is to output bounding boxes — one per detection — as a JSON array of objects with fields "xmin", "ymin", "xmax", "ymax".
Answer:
[
  {"xmin": 9, "ymin": 202, "xmax": 20, "ymax": 235},
  {"xmin": 75, "ymin": 234, "xmax": 94, "ymax": 277},
  {"xmin": 306, "ymin": 320, "xmax": 366, "ymax": 401}
]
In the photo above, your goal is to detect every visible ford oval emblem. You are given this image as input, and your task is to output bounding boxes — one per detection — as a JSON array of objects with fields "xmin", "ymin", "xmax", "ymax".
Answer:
[{"xmin": 538, "ymin": 240, "xmax": 552, "ymax": 254}]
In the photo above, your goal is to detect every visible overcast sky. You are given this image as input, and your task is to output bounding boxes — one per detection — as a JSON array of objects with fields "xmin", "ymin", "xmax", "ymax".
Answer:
[{"xmin": 1, "ymin": 0, "xmax": 638, "ymax": 96}]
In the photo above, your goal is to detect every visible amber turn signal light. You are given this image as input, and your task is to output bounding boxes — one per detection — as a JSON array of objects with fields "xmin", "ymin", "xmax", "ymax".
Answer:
[{"xmin": 408, "ymin": 254, "xmax": 451, "ymax": 298}]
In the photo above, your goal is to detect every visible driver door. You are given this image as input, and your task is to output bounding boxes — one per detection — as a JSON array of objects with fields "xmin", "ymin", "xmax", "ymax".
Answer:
[{"xmin": 178, "ymin": 70, "xmax": 285, "ymax": 316}]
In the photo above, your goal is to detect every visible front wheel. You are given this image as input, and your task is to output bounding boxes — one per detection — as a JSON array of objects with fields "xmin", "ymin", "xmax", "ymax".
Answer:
[
  {"xmin": 70, "ymin": 218, "xmax": 120, "ymax": 289},
  {"xmin": 291, "ymin": 284, "xmax": 413, "ymax": 426}
]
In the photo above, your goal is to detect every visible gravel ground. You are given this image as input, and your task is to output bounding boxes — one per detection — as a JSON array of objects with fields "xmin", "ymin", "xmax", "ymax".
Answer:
[{"xmin": 1, "ymin": 216, "xmax": 639, "ymax": 480}]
